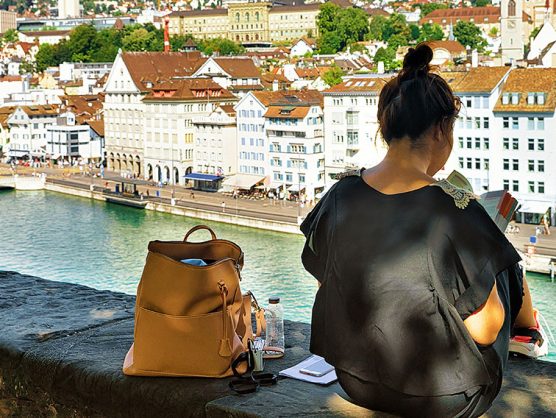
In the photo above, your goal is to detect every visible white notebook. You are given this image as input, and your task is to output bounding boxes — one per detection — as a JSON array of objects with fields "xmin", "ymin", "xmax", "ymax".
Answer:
[{"xmin": 279, "ymin": 355, "xmax": 338, "ymax": 385}]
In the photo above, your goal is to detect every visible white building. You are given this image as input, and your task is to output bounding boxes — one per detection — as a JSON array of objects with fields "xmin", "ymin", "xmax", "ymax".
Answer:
[
  {"xmin": 58, "ymin": 0, "xmax": 80, "ymax": 19},
  {"xmin": 322, "ymin": 76, "xmax": 388, "ymax": 187},
  {"xmin": 141, "ymin": 79, "xmax": 237, "ymax": 186},
  {"xmin": 46, "ymin": 112, "xmax": 102, "ymax": 162},
  {"xmin": 500, "ymin": 0, "xmax": 525, "ymax": 63},
  {"xmin": 191, "ymin": 105, "xmax": 238, "ymax": 191},
  {"xmin": 290, "ymin": 37, "xmax": 317, "ymax": 57},
  {"xmin": 103, "ymin": 50, "xmax": 203, "ymax": 178},
  {"xmin": 6, "ymin": 104, "xmax": 59, "ymax": 159}
]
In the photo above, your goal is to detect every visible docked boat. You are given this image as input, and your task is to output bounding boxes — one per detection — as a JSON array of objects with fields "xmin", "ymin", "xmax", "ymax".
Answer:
[{"xmin": 103, "ymin": 180, "xmax": 147, "ymax": 209}]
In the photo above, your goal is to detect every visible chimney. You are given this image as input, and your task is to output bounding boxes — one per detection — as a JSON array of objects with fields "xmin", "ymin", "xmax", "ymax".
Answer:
[{"xmin": 377, "ymin": 61, "xmax": 385, "ymax": 74}]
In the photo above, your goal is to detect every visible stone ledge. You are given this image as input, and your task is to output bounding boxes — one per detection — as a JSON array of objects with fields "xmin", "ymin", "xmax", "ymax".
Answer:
[{"xmin": 0, "ymin": 271, "xmax": 555, "ymax": 417}]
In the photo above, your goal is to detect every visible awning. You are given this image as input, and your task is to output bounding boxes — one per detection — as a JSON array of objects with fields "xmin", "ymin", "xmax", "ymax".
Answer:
[
  {"xmin": 268, "ymin": 182, "xmax": 284, "ymax": 190},
  {"xmin": 222, "ymin": 174, "xmax": 265, "ymax": 189},
  {"xmin": 183, "ymin": 173, "xmax": 223, "ymax": 182},
  {"xmin": 518, "ymin": 202, "xmax": 550, "ymax": 214},
  {"xmin": 287, "ymin": 184, "xmax": 305, "ymax": 192}
]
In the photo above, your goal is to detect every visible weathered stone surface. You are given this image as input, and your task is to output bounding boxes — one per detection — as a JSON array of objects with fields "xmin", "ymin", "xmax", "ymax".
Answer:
[{"xmin": 1, "ymin": 271, "xmax": 556, "ymax": 417}]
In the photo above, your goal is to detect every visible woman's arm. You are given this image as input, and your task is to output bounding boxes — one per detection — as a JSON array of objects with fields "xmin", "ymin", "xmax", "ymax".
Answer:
[{"xmin": 463, "ymin": 282, "xmax": 505, "ymax": 346}]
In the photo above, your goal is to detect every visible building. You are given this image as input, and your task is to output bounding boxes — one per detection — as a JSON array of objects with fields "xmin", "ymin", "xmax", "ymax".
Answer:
[
  {"xmin": 58, "ymin": 0, "xmax": 80, "ymax": 19},
  {"xmin": 46, "ymin": 112, "xmax": 102, "ymax": 163},
  {"xmin": 6, "ymin": 104, "xmax": 59, "ymax": 160},
  {"xmin": 0, "ymin": 106, "xmax": 15, "ymax": 159},
  {"xmin": 322, "ymin": 76, "xmax": 388, "ymax": 186},
  {"xmin": 168, "ymin": 2, "xmax": 321, "ymax": 43},
  {"xmin": 527, "ymin": 12, "xmax": 556, "ymax": 66},
  {"xmin": 501, "ymin": 0, "xmax": 525, "ymax": 63},
  {"xmin": 191, "ymin": 57, "xmax": 263, "ymax": 96},
  {"xmin": 0, "ymin": 10, "xmax": 17, "ymax": 33},
  {"xmin": 290, "ymin": 37, "xmax": 317, "ymax": 57},
  {"xmin": 18, "ymin": 30, "xmax": 71, "ymax": 45},
  {"xmin": 492, "ymin": 68, "xmax": 556, "ymax": 224},
  {"xmin": 523, "ymin": 0, "xmax": 556, "ymax": 29},
  {"xmin": 103, "ymin": 50, "xmax": 203, "ymax": 177},
  {"xmin": 141, "ymin": 78, "xmax": 237, "ymax": 186},
  {"xmin": 191, "ymin": 105, "xmax": 238, "ymax": 191}
]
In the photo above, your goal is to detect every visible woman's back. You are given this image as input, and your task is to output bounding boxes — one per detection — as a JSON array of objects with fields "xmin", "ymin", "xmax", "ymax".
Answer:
[{"xmin": 302, "ymin": 173, "xmax": 520, "ymax": 397}]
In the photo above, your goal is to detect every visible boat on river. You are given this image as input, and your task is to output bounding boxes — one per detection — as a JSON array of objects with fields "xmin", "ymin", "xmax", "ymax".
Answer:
[{"xmin": 103, "ymin": 180, "xmax": 147, "ymax": 209}]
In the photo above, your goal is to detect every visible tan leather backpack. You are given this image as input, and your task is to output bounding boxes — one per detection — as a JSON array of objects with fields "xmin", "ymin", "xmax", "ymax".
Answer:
[{"xmin": 123, "ymin": 225, "xmax": 260, "ymax": 378}]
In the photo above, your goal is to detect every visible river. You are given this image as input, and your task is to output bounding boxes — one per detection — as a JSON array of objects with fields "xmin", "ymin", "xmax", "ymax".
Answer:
[{"xmin": 1, "ymin": 189, "xmax": 554, "ymax": 361}]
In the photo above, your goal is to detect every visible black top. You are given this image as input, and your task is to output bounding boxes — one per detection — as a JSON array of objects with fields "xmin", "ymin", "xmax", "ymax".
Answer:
[{"xmin": 300, "ymin": 175, "xmax": 522, "ymax": 397}]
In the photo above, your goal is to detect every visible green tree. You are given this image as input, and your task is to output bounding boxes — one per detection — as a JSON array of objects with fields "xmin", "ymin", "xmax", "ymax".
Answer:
[
  {"xmin": 388, "ymin": 33, "xmax": 409, "ymax": 50},
  {"xmin": 198, "ymin": 38, "xmax": 244, "ymax": 56},
  {"xmin": 374, "ymin": 47, "xmax": 399, "ymax": 71},
  {"xmin": 382, "ymin": 13, "xmax": 410, "ymax": 42},
  {"xmin": 417, "ymin": 23, "xmax": 444, "ymax": 42},
  {"xmin": 322, "ymin": 65, "xmax": 344, "ymax": 86},
  {"xmin": 35, "ymin": 43, "xmax": 57, "ymax": 72},
  {"xmin": 409, "ymin": 24, "xmax": 421, "ymax": 41},
  {"xmin": 368, "ymin": 15, "xmax": 387, "ymax": 41},
  {"xmin": 337, "ymin": 8, "xmax": 369, "ymax": 45},
  {"xmin": 318, "ymin": 31, "xmax": 342, "ymax": 54},
  {"xmin": 317, "ymin": 2, "xmax": 341, "ymax": 34},
  {"xmin": 68, "ymin": 24, "xmax": 98, "ymax": 62},
  {"xmin": 474, "ymin": 0, "xmax": 491, "ymax": 6},
  {"xmin": 417, "ymin": 3, "xmax": 447, "ymax": 18},
  {"xmin": 3, "ymin": 28, "xmax": 18, "ymax": 43},
  {"xmin": 54, "ymin": 39, "xmax": 72, "ymax": 64},
  {"xmin": 19, "ymin": 60, "xmax": 34, "ymax": 74},
  {"xmin": 453, "ymin": 21, "xmax": 487, "ymax": 51},
  {"xmin": 122, "ymin": 28, "xmax": 153, "ymax": 51}
]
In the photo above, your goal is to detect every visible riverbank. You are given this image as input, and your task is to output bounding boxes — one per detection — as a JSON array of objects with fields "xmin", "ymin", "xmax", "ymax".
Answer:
[
  {"xmin": 1, "ymin": 271, "xmax": 555, "ymax": 417},
  {"xmin": 45, "ymin": 178, "xmax": 304, "ymax": 235}
]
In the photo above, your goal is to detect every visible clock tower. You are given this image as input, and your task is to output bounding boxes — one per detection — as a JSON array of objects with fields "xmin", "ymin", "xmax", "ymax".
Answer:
[{"xmin": 501, "ymin": 0, "xmax": 525, "ymax": 63}]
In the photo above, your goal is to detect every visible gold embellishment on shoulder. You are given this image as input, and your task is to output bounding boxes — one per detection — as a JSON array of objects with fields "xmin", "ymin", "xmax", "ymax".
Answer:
[
  {"xmin": 431, "ymin": 179, "xmax": 479, "ymax": 209},
  {"xmin": 334, "ymin": 168, "xmax": 362, "ymax": 180}
]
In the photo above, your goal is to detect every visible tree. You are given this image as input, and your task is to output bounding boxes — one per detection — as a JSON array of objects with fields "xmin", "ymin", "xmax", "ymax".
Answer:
[
  {"xmin": 318, "ymin": 31, "xmax": 342, "ymax": 54},
  {"xmin": 388, "ymin": 33, "xmax": 409, "ymax": 50},
  {"xmin": 368, "ymin": 15, "xmax": 387, "ymax": 41},
  {"xmin": 68, "ymin": 24, "xmax": 98, "ymax": 62},
  {"xmin": 418, "ymin": 23, "xmax": 444, "ymax": 42},
  {"xmin": 373, "ymin": 47, "xmax": 399, "ymax": 71},
  {"xmin": 317, "ymin": 2, "xmax": 341, "ymax": 34},
  {"xmin": 417, "ymin": 3, "xmax": 447, "ymax": 18},
  {"xmin": 409, "ymin": 24, "xmax": 421, "ymax": 41},
  {"xmin": 453, "ymin": 21, "xmax": 487, "ymax": 51},
  {"xmin": 316, "ymin": 4, "xmax": 369, "ymax": 53},
  {"xmin": 35, "ymin": 43, "xmax": 57, "ymax": 72},
  {"xmin": 322, "ymin": 66, "xmax": 344, "ymax": 86},
  {"xmin": 198, "ymin": 38, "xmax": 245, "ymax": 56},
  {"xmin": 3, "ymin": 28, "xmax": 18, "ymax": 44},
  {"xmin": 382, "ymin": 13, "xmax": 410, "ymax": 42},
  {"xmin": 122, "ymin": 28, "xmax": 153, "ymax": 51},
  {"xmin": 474, "ymin": 0, "xmax": 491, "ymax": 6},
  {"xmin": 336, "ymin": 8, "xmax": 370, "ymax": 46}
]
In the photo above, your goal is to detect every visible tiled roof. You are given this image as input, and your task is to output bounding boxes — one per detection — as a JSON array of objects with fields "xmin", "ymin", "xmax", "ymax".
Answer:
[
  {"xmin": 426, "ymin": 40, "xmax": 466, "ymax": 55},
  {"xmin": 17, "ymin": 41, "xmax": 37, "ymax": 54},
  {"xmin": 85, "ymin": 119, "xmax": 105, "ymax": 136},
  {"xmin": 0, "ymin": 75, "xmax": 22, "ymax": 82},
  {"xmin": 364, "ymin": 7, "xmax": 390, "ymax": 17},
  {"xmin": 0, "ymin": 106, "xmax": 16, "ymax": 128},
  {"xmin": 419, "ymin": 6, "xmax": 530, "ymax": 24},
  {"xmin": 253, "ymin": 90, "xmax": 323, "ymax": 107},
  {"xmin": 219, "ymin": 104, "xmax": 236, "ymax": 116},
  {"xmin": 142, "ymin": 78, "xmax": 236, "ymax": 101},
  {"xmin": 213, "ymin": 57, "xmax": 261, "ymax": 78},
  {"xmin": 493, "ymin": 68, "xmax": 556, "ymax": 113},
  {"xmin": 169, "ymin": 8, "xmax": 227, "ymax": 17},
  {"xmin": 440, "ymin": 67, "xmax": 510, "ymax": 93},
  {"xmin": 295, "ymin": 68, "xmax": 320, "ymax": 79},
  {"xmin": 19, "ymin": 104, "xmax": 59, "ymax": 116},
  {"xmin": 121, "ymin": 51, "xmax": 204, "ymax": 91},
  {"xmin": 60, "ymin": 95, "xmax": 104, "ymax": 116},
  {"xmin": 264, "ymin": 105, "xmax": 311, "ymax": 119},
  {"xmin": 324, "ymin": 77, "xmax": 388, "ymax": 94},
  {"xmin": 293, "ymin": 37, "xmax": 317, "ymax": 47}
]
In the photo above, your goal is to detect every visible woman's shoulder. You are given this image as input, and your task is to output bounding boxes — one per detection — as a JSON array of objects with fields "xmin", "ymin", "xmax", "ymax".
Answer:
[{"xmin": 430, "ymin": 179, "xmax": 480, "ymax": 211}]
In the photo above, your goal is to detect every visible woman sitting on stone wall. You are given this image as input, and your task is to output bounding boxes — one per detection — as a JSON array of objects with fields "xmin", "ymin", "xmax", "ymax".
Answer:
[{"xmin": 300, "ymin": 44, "xmax": 547, "ymax": 417}]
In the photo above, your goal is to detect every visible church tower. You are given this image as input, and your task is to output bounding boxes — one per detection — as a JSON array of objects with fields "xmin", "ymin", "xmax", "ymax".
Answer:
[{"xmin": 501, "ymin": 0, "xmax": 525, "ymax": 63}]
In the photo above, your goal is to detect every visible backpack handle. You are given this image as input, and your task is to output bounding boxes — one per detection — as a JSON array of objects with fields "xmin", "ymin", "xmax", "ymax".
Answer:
[{"xmin": 184, "ymin": 225, "xmax": 217, "ymax": 242}]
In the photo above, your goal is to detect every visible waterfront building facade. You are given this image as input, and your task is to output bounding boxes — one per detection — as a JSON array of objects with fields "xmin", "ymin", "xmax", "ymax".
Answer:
[
  {"xmin": 141, "ymin": 79, "xmax": 237, "ymax": 186},
  {"xmin": 6, "ymin": 104, "xmax": 59, "ymax": 159},
  {"xmin": 322, "ymin": 76, "xmax": 388, "ymax": 186}
]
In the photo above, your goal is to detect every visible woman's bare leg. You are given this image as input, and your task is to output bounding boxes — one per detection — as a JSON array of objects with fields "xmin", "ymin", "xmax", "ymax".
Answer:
[{"xmin": 514, "ymin": 276, "xmax": 537, "ymax": 328}]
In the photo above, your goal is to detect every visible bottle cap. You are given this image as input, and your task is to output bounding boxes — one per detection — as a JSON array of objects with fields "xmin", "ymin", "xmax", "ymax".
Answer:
[{"xmin": 269, "ymin": 297, "xmax": 280, "ymax": 304}]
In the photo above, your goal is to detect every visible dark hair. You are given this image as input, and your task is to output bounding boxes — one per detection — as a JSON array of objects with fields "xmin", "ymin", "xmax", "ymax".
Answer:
[{"xmin": 377, "ymin": 43, "xmax": 460, "ymax": 146}]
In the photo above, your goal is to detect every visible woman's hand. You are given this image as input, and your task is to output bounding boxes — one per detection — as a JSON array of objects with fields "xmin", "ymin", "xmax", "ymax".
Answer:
[{"xmin": 463, "ymin": 282, "xmax": 505, "ymax": 346}]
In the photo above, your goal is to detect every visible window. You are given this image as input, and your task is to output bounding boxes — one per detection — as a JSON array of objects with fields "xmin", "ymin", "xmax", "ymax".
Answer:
[
  {"xmin": 475, "ymin": 138, "xmax": 481, "ymax": 149},
  {"xmin": 527, "ymin": 93, "xmax": 535, "ymax": 105},
  {"xmin": 528, "ymin": 160, "xmax": 535, "ymax": 172},
  {"xmin": 474, "ymin": 117, "xmax": 481, "ymax": 129},
  {"xmin": 473, "ymin": 97, "xmax": 480, "ymax": 108},
  {"xmin": 512, "ymin": 138, "xmax": 519, "ymax": 150},
  {"xmin": 484, "ymin": 158, "xmax": 489, "ymax": 170},
  {"xmin": 508, "ymin": 0, "xmax": 516, "ymax": 16},
  {"xmin": 503, "ymin": 179, "xmax": 510, "ymax": 190},
  {"xmin": 538, "ymin": 160, "xmax": 544, "ymax": 172},
  {"xmin": 466, "ymin": 158, "xmax": 472, "ymax": 169},
  {"xmin": 538, "ymin": 138, "xmax": 544, "ymax": 151},
  {"xmin": 458, "ymin": 137, "xmax": 464, "ymax": 148},
  {"xmin": 512, "ymin": 117, "xmax": 519, "ymax": 129},
  {"xmin": 528, "ymin": 138, "xmax": 534, "ymax": 150},
  {"xmin": 483, "ymin": 138, "xmax": 489, "ymax": 150},
  {"xmin": 466, "ymin": 137, "xmax": 472, "ymax": 148},
  {"xmin": 482, "ymin": 97, "xmax": 489, "ymax": 108},
  {"xmin": 503, "ymin": 117, "xmax": 509, "ymax": 128},
  {"xmin": 538, "ymin": 182, "xmax": 545, "ymax": 194},
  {"xmin": 459, "ymin": 157, "xmax": 464, "ymax": 169},
  {"xmin": 466, "ymin": 98, "xmax": 472, "ymax": 108},
  {"xmin": 528, "ymin": 181, "xmax": 535, "ymax": 193},
  {"xmin": 483, "ymin": 117, "xmax": 489, "ymax": 129},
  {"xmin": 466, "ymin": 117, "xmax": 472, "ymax": 129},
  {"xmin": 503, "ymin": 138, "xmax": 509, "ymax": 150},
  {"xmin": 512, "ymin": 180, "xmax": 519, "ymax": 192},
  {"xmin": 503, "ymin": 158, "xmax": 509, "ymax": 170},
  {"xmin": 537, "ymin": 117, "xmax": 544, "ymax": 129},
  {"xmin": 475, "ymin": 158, "xmax": 481, "ymax": 169},
  {"xmin": 528, "ymin": 117, "xmax": 535, "ymax": 130},
  {"xmin": 502, "ymin": 94, "xmax": 509, "ymax": 105},
  {"xmin": 512, "ymin": 159, "xmax": 519, "ymax": 170}
]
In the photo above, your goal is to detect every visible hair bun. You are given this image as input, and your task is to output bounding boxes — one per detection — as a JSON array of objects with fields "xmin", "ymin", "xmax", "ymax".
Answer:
[{"xmin": 402, "ymin": 44, "xmax": 433, "ymax": 74}]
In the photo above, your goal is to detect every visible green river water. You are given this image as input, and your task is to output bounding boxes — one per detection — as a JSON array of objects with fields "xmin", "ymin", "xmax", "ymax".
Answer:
[{"xmin": 1, "ymin": 189, "xmax": 554, "ymax": 361}]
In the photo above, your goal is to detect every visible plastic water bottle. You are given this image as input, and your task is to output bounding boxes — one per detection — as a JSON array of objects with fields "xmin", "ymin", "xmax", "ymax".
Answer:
[{"xmin": 263, "ymin": 297, "xmax": 284, "ymax": 358}]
